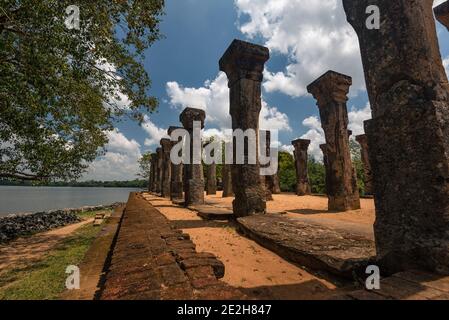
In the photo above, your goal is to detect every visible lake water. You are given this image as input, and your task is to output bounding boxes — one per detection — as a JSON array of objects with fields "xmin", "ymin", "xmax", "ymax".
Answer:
[{"xmin": 0, "ymin": 186, "xmax": 141, "ymax": 217}]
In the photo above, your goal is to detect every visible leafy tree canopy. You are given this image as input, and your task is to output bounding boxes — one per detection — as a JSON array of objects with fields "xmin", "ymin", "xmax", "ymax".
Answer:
[{"xmin": 0, "ymin": 0, "xmax": 164, "ymax": 181}]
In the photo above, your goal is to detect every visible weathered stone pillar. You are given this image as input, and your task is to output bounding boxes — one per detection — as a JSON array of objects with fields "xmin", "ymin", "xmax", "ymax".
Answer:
[
  {"xmin": 205, "ymin": 142, "xmax": 217, "ymax": 195},
  {"xmin": 307, "ymin": 71, "xmax": 360, "ymax": 211},
  {"xmin": 435, "ymin": 1, "xmax": 449, "ymax": 31},
  {"xmin": 261, "ymin": 130, "xmax": 273, "ymax": 201},
  {"xmin": 292, "ymin": 139, "xmax": 312, "ymax": 196},
  {"xmin": 344, "ymin": 0, "xmax": 449, "ymax": 274},
  {"xmin": 219, "ymin": 39, "xmax": 268, "ymax": 217},
  {"xmin": 271, "ymin": 174, "xmax": 281, "ymax": 194},
  {"xmin": 168, "ymin": 126, "xmax": 184, "ymax": 201},
  {"xmin": 150, "ymin": 153, "xmax": 157, "ymax": 192},
  {"xmin": 355, "ymin": 134, "xmax": 373, "ymax": 195},
  {"xmin": 160, "ymin": 138, "xmax": 172, "ymax": 198},
  {"xmin": 222, "ymin": 164, "xmax": 234, "ymax": 197},
  {"xmin": 155, "ymin": 147, "xmax": 163, "ymax": 194},
  {"xmin": 180, "ymin": 107, "xmax": 205, "ymax": 206}
]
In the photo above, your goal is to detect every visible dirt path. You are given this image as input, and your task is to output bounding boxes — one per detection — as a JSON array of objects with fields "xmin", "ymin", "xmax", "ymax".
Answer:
[
  {"xmin": 143, "ymin": 193, "xmax": 348, "ymax": 300},
  {"xmin": 0, "ymin": 218, "xmax": 93, "ymax": 271}
]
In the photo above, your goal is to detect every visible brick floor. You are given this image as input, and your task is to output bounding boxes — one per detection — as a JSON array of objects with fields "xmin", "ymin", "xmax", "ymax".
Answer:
[{"xmin": 99, "ymin": 192, "xmax": 245, "ymax": 300}]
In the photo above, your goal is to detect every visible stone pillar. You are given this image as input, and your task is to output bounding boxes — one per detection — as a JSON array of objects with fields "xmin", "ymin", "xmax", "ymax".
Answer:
[
  {"xmin": 204, "ymin": 142, "xmax": 217, "ymax": 195},
  {"xmin": 150, "ymin": 153, "xmax": 157, "ymax": 192},
  {"xmin": 435, "ymin": 1, "xmax": 449, "ymax": 31},
  {"xmin": 344, "ymin": 0, "xmax": 449, "ymax": 274},
  {"xmin": 219, "ymin": 39, "xmax": 268, "ymax": 217},
  {"xmin": 222, "ymin": 164, "xmax": 234, "ymax": 197},
  {"xmin": 271, "ymin": 174, "xmax": 281, "ymax": 194},
  {"xmin": 355, "ymin": 134, "xmax": 373, "ymax": 195},
  {"xmin": 307, "ymin": 71, "xmax": 360, "ymax": 211},
  {"xmin": 160, "ymin": 138, "xmax": 172, "ymax": 198},
  {"xmin": 168, "ymin": 126, "xmax": 184, "ymax": 201},
  {"xmin": 180, "ymin": 107, "xmax": 205, "ymax": 206},
  {"xmin": 261, "ymin": 130, "xmax": 273, "ymax": 201},
  {"xmin": 292, "ymin": 139, "xmax": 312, "ymax": 196},
  {"xmin": 155, "ymin": 147, "xmax": 163, "ymax": 194}
]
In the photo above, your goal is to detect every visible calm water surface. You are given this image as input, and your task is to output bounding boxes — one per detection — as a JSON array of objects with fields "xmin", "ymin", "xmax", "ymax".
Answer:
[{"xmin": 0, "ymin": 186, "xmax": 140, "ymax": 216}]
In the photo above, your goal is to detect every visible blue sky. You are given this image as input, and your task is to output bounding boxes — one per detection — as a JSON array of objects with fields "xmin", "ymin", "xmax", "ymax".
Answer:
[{"xmin": 83, "ymin": 0, "xmax": 449, "ymax": 181}]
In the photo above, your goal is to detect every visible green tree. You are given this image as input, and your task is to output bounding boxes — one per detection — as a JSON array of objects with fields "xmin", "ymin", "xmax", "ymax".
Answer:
[
  {"xmin": 308, "ymin": 157, "xmax": 326, "ymax": 194},
  {"xmin": 0, "ymin": 0, "xmax": 164, "ymax": 181},
  {"xmin": 138, "ymin": 151, "xmax": 152, "ymax": 180},
  {"xmin": 350, "ymin": 138, "xmax": 366, "ymax": 195},
  {"xmin": 278, "ymin": 151, "xmax": 296, "ymax": 192}
]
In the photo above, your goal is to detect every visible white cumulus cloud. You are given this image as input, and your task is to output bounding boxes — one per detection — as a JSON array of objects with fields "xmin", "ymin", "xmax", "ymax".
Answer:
[
  {"xmin": 297, "ymin": 103, "xmax": 371, "ymax": 161},
  {"xmin": 165, "ymin": 72, "xmax": 291, "ymax": 134},
  {"xmin": 235, "ymin": 0, "xmax": 365, "ymax": 97},
  {"xmin": 83, "ymin": 129, "xmax": 142, "ymax": 181}
]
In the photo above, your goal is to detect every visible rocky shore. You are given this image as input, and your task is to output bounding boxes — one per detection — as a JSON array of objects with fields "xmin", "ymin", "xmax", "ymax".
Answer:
[{"xmin": 0, "ymin": 203, "xmax": 123, "ymax": 243}]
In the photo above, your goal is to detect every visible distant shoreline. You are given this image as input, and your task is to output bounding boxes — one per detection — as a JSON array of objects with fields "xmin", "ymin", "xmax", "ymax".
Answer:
[{"xmin": 0, "ymin": 179, "xmax": 148, "ymax": 189}]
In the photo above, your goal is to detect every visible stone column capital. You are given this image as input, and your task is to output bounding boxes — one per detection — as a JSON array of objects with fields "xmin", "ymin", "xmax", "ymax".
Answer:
[
  {"xmin": 307, "ymin": 70, "xmax": 352, "ymax": 106},
  {"xmin": 160, "ymin": 138, "xmax": 172, "ymax": 152},
  {"xmin": 180, "ymin": 107, "xmax": 206, "ymax": 129},
  {"xmin": 319, "ymin": 144, "xmax": 327, "ymax": 153},
  {"xmin": 355, "ymin": 134, "xmax": 368, "ymax": 146},
  {"xmin": 156, "ymin": 147, "xmax": 162, "ymax": 156},
  {"xmin": 167, "ymin": 126, "xmax": 184, "ymax": 135},
  {"xmin": 435, "ymin": 1, "xmax": 449, "ymax": 31},
  {"xmin": 219, "ymin": 39, "xmax": 269, "ymax": 88},
  {"xmin": 292, "ymin": 139, "xmax": 311, "ymax": 150}
]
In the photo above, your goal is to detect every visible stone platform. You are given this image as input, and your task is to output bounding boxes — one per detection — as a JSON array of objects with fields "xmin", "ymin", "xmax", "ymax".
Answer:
[
  {"xmin": 237, "ymin": 214, "xmax": 376, "ymax": 278},
  {"xmin": 338, "ymin": 270, "xmax": 449, "ymax": 300},
  {"xmin": 99, "ymin": 192, "xmax": 244, "ymax": 300}
]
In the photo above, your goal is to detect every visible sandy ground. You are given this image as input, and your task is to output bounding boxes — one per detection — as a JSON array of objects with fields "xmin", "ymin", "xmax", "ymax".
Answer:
[
  {"xmin": 143, "ymin": 192, "xmax": 372, "ymax": 299},
  {"xmin": 206, "ymin": 192, "xmax": 376, "ymax": 239},
  {"xmin": 0, "ymin": 218, "xmax": 94, "ymax": 272}
]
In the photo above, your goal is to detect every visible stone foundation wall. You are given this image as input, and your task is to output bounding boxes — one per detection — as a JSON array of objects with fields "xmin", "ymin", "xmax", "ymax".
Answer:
[{"xmin": 0, "ymin": 203, "xmax": 123, "ymax": 243}]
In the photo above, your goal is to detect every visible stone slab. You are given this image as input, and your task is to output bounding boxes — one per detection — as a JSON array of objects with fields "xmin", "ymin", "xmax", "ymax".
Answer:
[
  {"xmin": 237, "ymin": 214, "xmax": 375, "ymax": 278},
  {"xmin": 189, "ymin": 204, "xmax": 234, "ymax": 221}
]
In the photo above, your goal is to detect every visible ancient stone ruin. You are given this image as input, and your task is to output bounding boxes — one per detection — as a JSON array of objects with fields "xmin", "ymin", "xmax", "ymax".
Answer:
[
  {"xmin": 355, "ymin": 134, "xmax": 373, "ymax": 195},
  {"xmin": 180, "ymin": 107, "xmax": 206, "ymax": 206},
  {"xmin": 344, "ymin": 0, "xmax": 449, "ymax": 274},
  {"xmin": 222, "ymin": 164, "xmax": 234, "ymax": 198},
  {"xmin": 292, "ymin": 139, "xmax": 312, "ymax": 196},
  {"xmin": 160, "ymin": 138, "xmax": 172, "ymax": 198},
  {"xmin": 307, "ymin": 71, "xmax": 360, "ymax": 211},
  {"xmin": 204, "ymin": 142, "xmax": 217, "ymax": 195},
  {"xmin": 219, "ymin": 39, "xmax": 268, "ymax": 217},
  {"xmin": 168, "ymin": 126, "xmax": 184, "ymax": 201},
  {"xmin": 261, "ymin": 130, "xmax": 273, "ymax": 201},
  {"xmin": 435, "ymin": 1, "xmax": 449, "ymax": 31}
]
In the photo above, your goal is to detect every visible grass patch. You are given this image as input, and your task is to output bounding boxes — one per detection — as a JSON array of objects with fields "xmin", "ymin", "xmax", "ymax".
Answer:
[
  {"xmin": 76, "ymin": 209, "xmax": 110, "ymax": 220},
  {"xmin": 0, "ymin": 223, "xmax": 101, "ymax": 300}
]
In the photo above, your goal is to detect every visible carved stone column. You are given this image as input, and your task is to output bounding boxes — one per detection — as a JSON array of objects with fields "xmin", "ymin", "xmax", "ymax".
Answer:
[
  {"xmin": 261, "ymin": 130, "xmax": 273, "ymax": 201},
  {"xmin": 205, "ymin": 142, "xmax": 217, "ymax": 195},
  {"xmin": 168, "ymin": 126, "xmax": 184, "ymax": 201},
  {"xmin": 180, "ymin": 107, "xmax": 205, "ymax": 206},
  {"xmin": 307, "ymin": 71, "xmax": 360, "ymax": 211},
  {"xmin": 292, "ymin": 139, "xmax": 312, "ymax": 196},
  {"xmin": 155, "ymin": 147, "xmax": 163, "ymax": 194},
  {"xmin": 355, "ymin": 134, "xmax": 373, "ymax": 195},
  {"xmin": 344, "ymin": 0, "xmax": 449, "ymax": 273},
  {"xmin": 160, "ymin": 138, "xmax": 172, "ymax": 198},
  {"xmin": 219, "ymin": 39, "xmax": 268, "ymax": 217}
]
